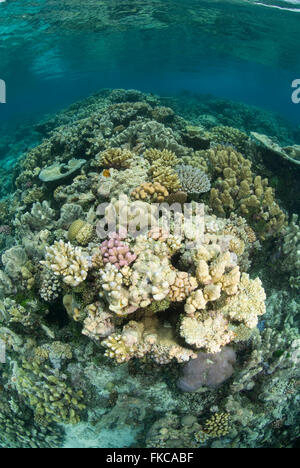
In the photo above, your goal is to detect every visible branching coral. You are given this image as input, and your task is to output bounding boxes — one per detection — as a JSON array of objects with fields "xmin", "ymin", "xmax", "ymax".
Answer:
[
  {"xmin": 180, "ymin": 272, "xmax": 265, "ymax": 353},
  {"xmin": 103, "ymin": 315, "xmax": 197, "ymax": 364},
  {"xmin": 175, "ymin": 165, "xmax": 211, "ymax": 194},
  {"xmin": 198, "ymin": 145, "xmax": 286, "ymax": 240},
  {"xmin": 1, "ymin": 90, "xmax": 296, "ymax": 448},
  {"xmin": 12, "ymin": 360, "xmax": 85, "ymax": 425},
  {"xmin": 101, "ymin": 194, "xmax": 159, "ymax": 236},
  {"xmin": 40, "ymin": 240, "xmax": 89, "ymax": 287},
  {"xmin": 97, "ymin": 147, "xmax": 134, "ymax": 169},
  {"xmin": 144, "ymin": 148, "xmax": 182, "ymax": 193}
]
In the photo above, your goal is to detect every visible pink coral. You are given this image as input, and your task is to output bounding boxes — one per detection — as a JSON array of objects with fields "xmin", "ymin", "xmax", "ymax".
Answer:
[{"xmin": 100, "ymin": 231, "xmax": 136, "ymax": 269}]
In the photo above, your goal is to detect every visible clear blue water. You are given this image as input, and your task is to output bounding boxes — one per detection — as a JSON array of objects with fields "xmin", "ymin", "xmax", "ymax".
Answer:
[{"xmin": 1, "ymin": 0, "xmax": 300, "ymax": 129}]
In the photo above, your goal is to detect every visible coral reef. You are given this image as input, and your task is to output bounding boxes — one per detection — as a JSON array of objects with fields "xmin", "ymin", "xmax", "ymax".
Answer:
[{"xmin": 0, "ymin": 88, "xmax": 298, "ymax": 449}]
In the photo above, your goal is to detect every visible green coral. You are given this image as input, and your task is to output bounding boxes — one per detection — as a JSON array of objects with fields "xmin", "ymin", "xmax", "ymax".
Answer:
[{"xmin": 14, "ymin": 359, "xmax": 85, "ymax": 425}]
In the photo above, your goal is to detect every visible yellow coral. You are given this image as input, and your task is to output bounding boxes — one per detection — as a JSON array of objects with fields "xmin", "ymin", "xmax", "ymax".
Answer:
[
  {"xmin": 131, "ymin": 182, "xmax": 169, "ymax": 203},
  {"xmin": 168, "ymin": 271, "xmax": 198, "ymax": 302},
  {"xmin": 150, "ymin": 163, "xmax": 182, "ymax": 193},
  {"xmin": 98, "ymin": 148, "xmax": 134, "ymax": 168},
  {"xmin": 202, "ymin": 412, "xmax": 230, "ymax": 438},
  {"xmin": 144, "ymin": 148, "xmax": 179, "ymax": 167},
  {"xmin": 68, "ymin": 219, "xmax": 94, "ymax": 245},
  {"xmin": 198, "ymin": 146, "xmax": 286, "ymax": 240}
]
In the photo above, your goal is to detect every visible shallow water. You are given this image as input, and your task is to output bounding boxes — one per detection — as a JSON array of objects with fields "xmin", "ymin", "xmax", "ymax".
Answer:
[
  {"xmin": 1, "ymin": 0, "xmax": 300, "ymax": 127},
  {"xmin": 0, "ymin": 0, "xmax": 299, "ymax": 450}
]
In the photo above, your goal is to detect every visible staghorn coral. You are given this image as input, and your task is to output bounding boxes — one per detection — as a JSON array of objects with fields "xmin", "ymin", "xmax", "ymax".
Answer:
[
  {"xmin": 175, "ymin": 165, "xmax": 211, "ymax": 194},
  {"xmin": 40, "ymin": 240, "xmax": 89, "ymax": 287}
]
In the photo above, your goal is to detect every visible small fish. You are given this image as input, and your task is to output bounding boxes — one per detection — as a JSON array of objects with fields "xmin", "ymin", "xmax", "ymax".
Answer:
[{"xmin": 102, "ymin": 169, "xmax": 111, "ymax": 178}]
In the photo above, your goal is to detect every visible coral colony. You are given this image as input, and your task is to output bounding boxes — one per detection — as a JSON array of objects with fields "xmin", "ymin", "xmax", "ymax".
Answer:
[{"xmin": 0, "ymin": 89, "xmax": 299, "ymax": 448}]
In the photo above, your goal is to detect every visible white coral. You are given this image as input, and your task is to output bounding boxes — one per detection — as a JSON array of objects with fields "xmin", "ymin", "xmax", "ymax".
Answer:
[{"xmin": 41, "ymin": 240, "xmax": 88, "ymax": 287}]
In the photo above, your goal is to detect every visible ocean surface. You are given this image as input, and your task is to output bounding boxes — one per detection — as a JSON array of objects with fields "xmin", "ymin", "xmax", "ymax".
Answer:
[{"xmin": 0, "ymin": 0, "xmax": 299, "ymax": 450}]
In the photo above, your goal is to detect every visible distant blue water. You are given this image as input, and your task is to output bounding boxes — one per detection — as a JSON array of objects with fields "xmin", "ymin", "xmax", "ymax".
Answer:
[{"xmin": 0, "ymin": 0, "xmax": 300, "ymax": 131}]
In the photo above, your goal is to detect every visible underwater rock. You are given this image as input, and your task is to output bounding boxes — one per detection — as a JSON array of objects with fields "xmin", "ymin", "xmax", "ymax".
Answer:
[
  {"xmin": 39, "ymin": 159, "xmax": 86, "ymax": 182},
  {"xmin": 177, "ymin": 347, "xmax": 236, "ymax": 391},
  {"xmin": 251, "ymin": 132, "xmax": 300, "ymax": 166}
]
